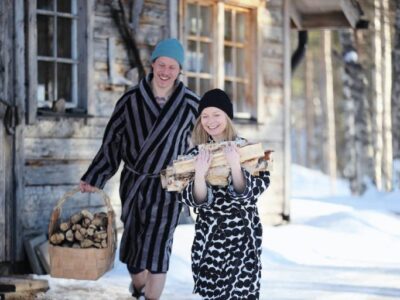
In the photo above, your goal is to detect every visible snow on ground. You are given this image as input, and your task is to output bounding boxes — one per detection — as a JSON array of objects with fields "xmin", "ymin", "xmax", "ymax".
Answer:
[{"xmin": 36, "ymin": 165, "xmax": 400, "ymax": 299}]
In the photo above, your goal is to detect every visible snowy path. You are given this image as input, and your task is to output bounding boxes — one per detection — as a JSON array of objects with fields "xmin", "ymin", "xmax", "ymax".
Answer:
[{"xmin": 36, "ymin": 165, "xmax": 400, "ymax": 299}]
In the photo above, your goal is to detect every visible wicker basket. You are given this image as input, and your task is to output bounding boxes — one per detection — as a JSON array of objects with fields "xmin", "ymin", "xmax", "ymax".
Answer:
[{"xmin": 48, "ymin": 187, "xmax": 117, "ymax": 280}]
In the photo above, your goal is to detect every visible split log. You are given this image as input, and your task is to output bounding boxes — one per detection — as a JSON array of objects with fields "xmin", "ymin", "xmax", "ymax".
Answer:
[
  {"xmin": 161, "ymin": 142, "xmax": 273, "ymax": 192},
  {"xmin": 49, "ymin": 209, "xmax": 109, "ymax": 249}
]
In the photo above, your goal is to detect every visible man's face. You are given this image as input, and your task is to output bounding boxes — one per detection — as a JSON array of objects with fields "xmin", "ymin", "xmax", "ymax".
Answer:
[{"xmin": 152, "ymin": 56, "xmax": 180, "ymax": 90}]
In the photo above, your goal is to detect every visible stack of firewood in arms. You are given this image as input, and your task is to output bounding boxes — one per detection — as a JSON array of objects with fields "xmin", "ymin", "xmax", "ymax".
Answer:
[
  {"xmin": 161, "ymin": 141, "xmax": 273, "ymax": 192},
  {"xmin": 49, "ymin": 210, "xmax": 109, "ymax": 249}
]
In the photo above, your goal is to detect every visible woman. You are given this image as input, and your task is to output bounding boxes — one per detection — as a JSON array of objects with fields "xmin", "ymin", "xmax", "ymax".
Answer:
[
  {"xmin": 179, "ymin": 89, "xmax": 270, "ymax": 300},
  {"xmin": 80, "ymin": 38, "xmax": 199, "ymax": 300}
]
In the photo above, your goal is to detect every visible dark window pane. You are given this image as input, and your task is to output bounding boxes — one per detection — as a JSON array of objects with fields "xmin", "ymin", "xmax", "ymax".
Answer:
[
  {"xmin": 188, "ymin": 77, "xmax": 197, "ymax": 93},
  {"xmin": 57, "ymin": 0, "xmax": 72, "ymax": 13},
  {"xmin": 187, "ymin": 40, "xmax": 197, "ymax": 72},
  {"xmin": 237, "ymin": 82, "xmax": 246, "ymax": 112},
  {"xmin": 37, "ymin": 15, "xmax": 54, "ymax": 57},
  {"xmin": 57, "ymin": 63, "xmax": 73, "ymax": 102},
  {"xmin": 236, "ymin": 48, "xmax": 245, "ymax": 77},
  {"xmin": 200, "ymin": 6, "xmax": 212, "ymax": 37},
  {"xmin": 224, "ymin": 80, "xmax": 233, "ymax": 102},
  {"xmin": 224, "ymin": 10, "xmax": 232, "ymax": 41},
  {"xmin": 57, "ymin": 18, "xmax": 72, "ymax": 58},
  {"xmin": 38, "ymin": 61, "xmax": 55, "ymax": 103},
  {"xmin": 236, "ymin": 13, "xmax": 246, "ymax": 43},
  {"xmin": 224, "ymin": 46, "xmax": 233, "ymax": 76},
  {"xmin": 200, "ymin": 42, "xmax": 211, "ymax": 73},
  {"xmin": 187, "ymin": 4, "xmax": 197, "ymax": 35},
  {"xmin": 200, "ymin": 79, "xmax": 210, "ymax": 96},
  {"xmin": 37, "ymin": 0, "xmax": 54, "ymax": 10}
]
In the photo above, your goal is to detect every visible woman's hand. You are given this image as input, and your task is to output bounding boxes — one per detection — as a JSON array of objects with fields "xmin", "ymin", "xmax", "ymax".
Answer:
[
  {"xmin": 195, "ymin": 148, "xmax": 212, "ymax": 178},
  {"xmin": 193, "ymin": 149, "xmax": 212, "ymax": 203},
  {"xmin": 224, "ymin": 142, "xmax": 241, "ymax": 169},
  {"xmin": 79, "ymin": 180, "xmax": 96, "ymax": 193},
  {"xmin": 224, "ymin": 143, "xmax": 246, "ymax": 193}
]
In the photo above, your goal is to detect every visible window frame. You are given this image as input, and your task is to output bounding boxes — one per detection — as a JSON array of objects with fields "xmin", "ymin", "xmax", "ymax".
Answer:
[
  {"xmin": 180, "ymin": 0, "xmax": 262, "ymax": 121},
  {"xmin": 26, "ymin": 0, "xmax": 94, "ymax": 123}
]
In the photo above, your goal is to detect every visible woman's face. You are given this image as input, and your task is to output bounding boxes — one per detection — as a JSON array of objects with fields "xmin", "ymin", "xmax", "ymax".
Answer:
[
  {"xmin": 151, "ymin": 56, "xmax": 180, "ymax": 90},
  {"xmin": 200, "ymin": 107, "xmax": 228, "ymax": 141}
]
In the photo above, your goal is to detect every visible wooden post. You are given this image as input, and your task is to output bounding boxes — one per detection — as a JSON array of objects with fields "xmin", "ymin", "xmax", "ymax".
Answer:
[{"xmin": 283, "ymin": 0, "xmax": 291, "ymax": 221}]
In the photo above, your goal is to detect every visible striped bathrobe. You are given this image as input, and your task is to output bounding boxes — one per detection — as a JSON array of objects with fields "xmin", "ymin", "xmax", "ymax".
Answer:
[{"xmin": 81, "ymin": 75, "xmax": 199, "ymax": 272}]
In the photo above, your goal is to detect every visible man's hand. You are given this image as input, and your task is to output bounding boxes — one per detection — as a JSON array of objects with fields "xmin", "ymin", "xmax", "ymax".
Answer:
[{"xmin": 79, "ymin": 180, "xmax": 96, "ymax": 193}]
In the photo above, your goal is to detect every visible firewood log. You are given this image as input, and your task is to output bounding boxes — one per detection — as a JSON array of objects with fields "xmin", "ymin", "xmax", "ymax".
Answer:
[
  {"xmin": 49, "ymin": 209, "xmax": 111, "ymax": 249},
  {"xmin": 81, "ymin": 210, "xmax": 94, "ymax": 220},
  {"xmin": 160, "ymin": 142, "xmax": 273, "ymax": 192},
  {"xmin": 82, "ymin": 217, "xmax": 91, "ymax": 228},
  {"xmin": 80, "ymin": 239, "xmax": 94, "ymax": 248},
  {"xmin": 50, "ymin": 233, "xmax": 65, "ymax": 245},
  {"xmin": 74, "ymin": 230, "xmax": 84, "ymax": 241},
  {"xmin": 65, "ymin": 229, "xmax": 74, "ymax": 242},
  {"xmin": 173, "ymin": 143, "xmax": 265, "ymax": 174},
  {"xmin": 59, "ymin": 222, "xmax": 70, "ymax": 232},
  {"xmin": 70, "ymin": 212, "xmax": 82, "ymax": 224}
]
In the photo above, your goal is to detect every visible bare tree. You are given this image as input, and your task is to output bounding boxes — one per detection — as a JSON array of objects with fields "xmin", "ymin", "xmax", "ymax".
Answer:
[
  {"xmin": 305, "ymin": 50, "xmax": 316, "ymax": 168},
  {"xmin": 320, "ymin": 30, "xmax": 337, "ymax": 193},
  {"xmin": 339, "ymin": 30, "xmax": 372, "ymax": 194},
  {"xmin": 391, "ymin": 0, "xmax": 400, "ymax": 186}
]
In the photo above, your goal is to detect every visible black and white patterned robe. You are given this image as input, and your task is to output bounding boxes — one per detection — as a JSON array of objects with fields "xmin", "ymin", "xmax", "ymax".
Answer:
[
  {"xmin": 82, "ymin": 75, "xmax": 199, "ymax": 272},
  {"xmin": 179, "ymin": 145, "xmax": 270, "ymax": 300}
]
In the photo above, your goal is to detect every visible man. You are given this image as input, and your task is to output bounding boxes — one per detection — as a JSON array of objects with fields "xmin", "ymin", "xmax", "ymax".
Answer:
[{"xmin": 80, "ymin": 38, "xmax": 199, "ymax": 300}]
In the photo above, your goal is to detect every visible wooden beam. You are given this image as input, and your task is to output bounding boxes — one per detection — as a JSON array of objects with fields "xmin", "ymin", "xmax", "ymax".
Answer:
[
  {"xmin": 0, "ymin": 276, "xmax": 49, "ymax": 293},
  {"xmin": 340, "ymin": 0, "xmax": 361, "ymax": 28},
  {"xmin": 26, "ymin": 0, "xmax": 38, "ymax": 124},
  {"xmin": 14, "ymin": 0, "xmax": 26, "ymax": 261},
  {"xmin": 300, "ymin": 12, "xmax": 350, "ymax": 29},
  {"xmin": 290, "ymin": 4, "xmax": 303, "ymax": 29}
]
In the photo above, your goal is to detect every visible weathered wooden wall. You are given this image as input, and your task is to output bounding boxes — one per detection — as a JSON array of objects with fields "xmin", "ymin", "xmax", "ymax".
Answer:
[
  {"xmin": 23, "ymin": 0, "xmax": 171, "ymax": 235},
  {"xmin": 237, "ymin": 0, "xmax": 287, "ymax": 225},
  {"xmin": 1, "ymin": 0, "xmax": 26, "ymax": 262}
]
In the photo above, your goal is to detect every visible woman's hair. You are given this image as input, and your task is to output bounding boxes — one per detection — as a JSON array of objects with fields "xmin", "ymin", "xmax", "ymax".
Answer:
[{"xmin": 191, "ymin": 113, "xmax": 237, "ymax": 146}]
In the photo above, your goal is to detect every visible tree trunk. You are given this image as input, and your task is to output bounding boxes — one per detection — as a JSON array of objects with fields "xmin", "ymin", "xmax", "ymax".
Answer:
[
  {"xmin": 392, "ymin": 0, "xmax": 400, "ymax": 188},
  {"xmin": 381, "ymin": 0, "xmax": 393, "ymax": 191},
  {"xmin": 320, "ymin": 30, "xmax": 337, "ymax": 193},
  {"xmin": 392, "ymin": 0, "xmax": 400, "ymax": 161},
  {"xmin": 305, "ymin": 50, "xmax": 315, "ymax": 169},
  {"xmin": 339, "ymin": 30, "xmax": 371, "ymax": 194}
]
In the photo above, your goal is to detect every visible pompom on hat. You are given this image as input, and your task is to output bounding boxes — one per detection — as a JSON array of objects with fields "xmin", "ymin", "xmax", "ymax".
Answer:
[
  {"xmin": 151, "ymin": 38, "xmax": 184, "ymax": 67},
  {"xmin": 198, "ymin": 89, "xmax": 234, "ymax": 119}
]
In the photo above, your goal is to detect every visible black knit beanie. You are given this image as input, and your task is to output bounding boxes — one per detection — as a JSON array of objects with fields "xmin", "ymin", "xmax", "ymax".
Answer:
[{"xmin": 198, "ymin": 89, "xmax": 234, "ymax": 119}]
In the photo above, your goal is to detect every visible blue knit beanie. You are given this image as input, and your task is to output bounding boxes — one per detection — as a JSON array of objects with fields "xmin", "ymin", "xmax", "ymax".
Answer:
[{"xmin": 151, "ymin": 38, "xmax": 184, "ymax": 67}]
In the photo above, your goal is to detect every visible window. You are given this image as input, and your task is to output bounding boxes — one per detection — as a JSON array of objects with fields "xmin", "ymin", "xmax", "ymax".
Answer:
[
  {"xmin": 27, "ymin": 0, "xmax": 92, "ymax": 122},
  {"xmin": 185, "ymin": 3, "xmax": 214, "ymax": 96},
  {"xmin": 36, "ymin": 0, "xmax": 78, "ymax": 108},
  {"xmin": 182, "ymin": 0, "xmax": 258, "ymax": 119}
]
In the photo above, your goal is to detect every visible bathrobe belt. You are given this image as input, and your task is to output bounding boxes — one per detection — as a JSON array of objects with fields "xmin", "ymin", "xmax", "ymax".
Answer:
[{"xmin": 125, "ymin": 165, "xmax": 160, "ymax": 179}]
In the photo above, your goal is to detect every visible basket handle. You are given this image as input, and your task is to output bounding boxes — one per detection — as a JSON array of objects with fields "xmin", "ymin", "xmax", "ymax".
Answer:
[
  {"xmin": 53, "ymin": 186, "xmax": 113, "ymax": 212},
  {"xmin": 48, "ymin": 186, "xmax": 114, "ymax": 238}
]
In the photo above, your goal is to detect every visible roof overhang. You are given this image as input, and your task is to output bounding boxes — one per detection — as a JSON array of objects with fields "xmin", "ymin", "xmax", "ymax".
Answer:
[{"xmin": 290, "ymin": 0, "xmax": 366, "ymax": 30}]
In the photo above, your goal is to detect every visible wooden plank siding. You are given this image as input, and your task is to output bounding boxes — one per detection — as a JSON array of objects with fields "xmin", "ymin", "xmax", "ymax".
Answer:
[{"xmin": 0, "ymin": 0, "xmax": 25, "ymax": 262}]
